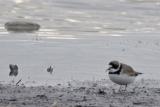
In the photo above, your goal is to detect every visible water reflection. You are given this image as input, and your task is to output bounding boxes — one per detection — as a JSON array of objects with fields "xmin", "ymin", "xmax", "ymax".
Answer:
[
  {"xmin": 110, "ymin": 34, "xmax": 123, "ymax": 37},
  {"xmin": 13, "ymin": 0, "xmax": 29, "ymax": 4},
  {"xmin": 45, "ymin": 35, "xmax": 77, "ymax": 39},
  {"xmin": 65, "ymin": 18, "xmax": 81, "ymax": 23},
  {"xmin": 37, "ymin": 28, "xmax": 77, "ymax": 39}
]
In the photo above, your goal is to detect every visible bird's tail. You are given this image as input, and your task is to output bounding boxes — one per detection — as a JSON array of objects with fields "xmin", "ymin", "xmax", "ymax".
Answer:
[{"xmin": 135, "ymin": 72, "xmax": 143, "ymax": 76}]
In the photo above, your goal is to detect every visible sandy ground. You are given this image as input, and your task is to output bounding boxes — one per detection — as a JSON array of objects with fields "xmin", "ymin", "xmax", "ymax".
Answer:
[{"xmin": 0, "ymin": 79, "xmax": 160, "ymax": 107}]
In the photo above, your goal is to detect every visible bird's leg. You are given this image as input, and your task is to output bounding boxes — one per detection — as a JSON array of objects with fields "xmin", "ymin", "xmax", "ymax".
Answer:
[
  {"xmin": 11, "ymin": 77, "xmax": 15, "ymax": 84},
  {"xmin": 118, "ymin": 85, "xmax": 122, "ymax": 92},
  {"xmin": 124, "ymin": 84, "xmax": 127, "ymax": 91},
  {"xmin": 13, "ymin": 77, "xmax": 15, "ymax": 84}
]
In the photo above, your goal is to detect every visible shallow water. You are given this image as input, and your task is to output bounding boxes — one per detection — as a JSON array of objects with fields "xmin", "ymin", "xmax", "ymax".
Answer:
[
  {"xmin": 0, "ymin": 0, "xmax": 160, "ymax": 86},
  {"xmin": 1, "ymin": 0, "xmax": 160, "ymax": 37}
]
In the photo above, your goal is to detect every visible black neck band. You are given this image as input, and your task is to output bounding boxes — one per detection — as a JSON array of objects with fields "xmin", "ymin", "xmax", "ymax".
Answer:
[{"xmin": 109, "ymin": 64, "xmax": 122, "ymax": 75}]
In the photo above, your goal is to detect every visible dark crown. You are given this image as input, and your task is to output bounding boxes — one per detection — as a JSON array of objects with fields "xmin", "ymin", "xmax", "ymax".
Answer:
[{"xmin": 109, "ymin": 60, "xmax": 120, "ymax": 69}]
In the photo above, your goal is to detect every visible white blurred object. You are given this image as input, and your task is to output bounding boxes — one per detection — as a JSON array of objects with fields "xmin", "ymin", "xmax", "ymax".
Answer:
[
  {"xmin": 13, "ymin": 0, "xmax": 30, "ymax": 4},
  {"xmin": 50, "ymin": 101, "xmax": 63, "ymax": 107}
]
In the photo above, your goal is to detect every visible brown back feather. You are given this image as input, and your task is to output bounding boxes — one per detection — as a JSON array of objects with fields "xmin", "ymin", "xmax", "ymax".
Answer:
[{"xmin": 121, "ymin": 63, "xmax": 137, "ymax": 76}]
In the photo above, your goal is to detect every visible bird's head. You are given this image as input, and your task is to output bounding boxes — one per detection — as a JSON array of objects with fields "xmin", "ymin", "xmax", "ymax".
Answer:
[{"xmin": 106, "ymin": 60, "xmax": 121, "ymax": 72}]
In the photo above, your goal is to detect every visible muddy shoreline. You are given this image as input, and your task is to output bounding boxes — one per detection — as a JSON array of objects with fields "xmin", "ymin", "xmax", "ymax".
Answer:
[{"xmin": 0, "ymin": 79, "xmax": 160, "ymax": 107}]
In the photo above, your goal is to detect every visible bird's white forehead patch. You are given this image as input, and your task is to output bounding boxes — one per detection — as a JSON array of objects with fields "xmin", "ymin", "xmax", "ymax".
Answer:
[{"xmin": 109, "ymin": 68, "xmax": 118, "ymax": 72}]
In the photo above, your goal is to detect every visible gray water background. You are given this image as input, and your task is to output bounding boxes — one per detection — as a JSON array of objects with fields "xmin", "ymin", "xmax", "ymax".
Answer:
[{"xmin": 0, "ymin": 0, "xmax": 160, "ymax": 85}]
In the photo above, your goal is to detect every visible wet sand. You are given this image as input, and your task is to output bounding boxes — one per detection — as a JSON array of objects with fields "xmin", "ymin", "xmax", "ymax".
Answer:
[{"xmin": 0, "ymin": 79, "xmax": 160, "ymax": 107}]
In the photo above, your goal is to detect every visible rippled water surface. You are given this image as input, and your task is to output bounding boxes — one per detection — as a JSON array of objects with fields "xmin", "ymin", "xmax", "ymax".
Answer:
[{"xmin": 1, "ymin": 0, "xmax": 160, "ymax": 38}]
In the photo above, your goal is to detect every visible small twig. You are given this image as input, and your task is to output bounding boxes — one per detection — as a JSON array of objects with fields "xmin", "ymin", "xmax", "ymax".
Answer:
[{"xmin": 16, "ymin": 79, "xmax": 22, "ymax": 86}]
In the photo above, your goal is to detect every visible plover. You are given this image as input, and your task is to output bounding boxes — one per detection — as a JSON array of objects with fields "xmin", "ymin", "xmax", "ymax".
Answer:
[
  {"xmin": 9, "ymin": 64, "xmax": 19, "ymax": 84},
  {"xmin": 47, "ymin": 66, "xmax": 54, "ymax": 74},
  {"xmin": 9, "ymin": 64, "xmax": 18, "ymax": 77},
  {"xmin": 106, "ymin": 60, "xmax": 142, "ymax": 91}
]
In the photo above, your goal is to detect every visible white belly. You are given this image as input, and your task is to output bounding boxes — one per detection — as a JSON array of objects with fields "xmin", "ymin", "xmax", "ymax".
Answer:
[{"xmin": 108, "ymin": 74, "xmax": 135, "ymax": 85}]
